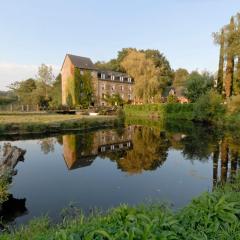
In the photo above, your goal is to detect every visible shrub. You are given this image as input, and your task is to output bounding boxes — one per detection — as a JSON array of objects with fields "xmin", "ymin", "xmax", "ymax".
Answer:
[
  {"xmin": 193, "ymin": 90, "xmax": 225, "ymax": 122},
  {"xmin": 227, "ymin": 95, "xmax": 240, "ymax": 114},
  {"xmin": 167, "ymin": 94, "xmax": 178, "ymax": 103}
]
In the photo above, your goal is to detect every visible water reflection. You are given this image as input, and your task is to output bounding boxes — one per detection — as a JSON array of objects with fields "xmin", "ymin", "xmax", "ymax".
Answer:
[
  {"xmin": 60, "ymin": 124, "xmax": 240, "ymax": 178},
  {"xmin": 0, "ymin": 195, "xmax": 27, "ymax": 228}
]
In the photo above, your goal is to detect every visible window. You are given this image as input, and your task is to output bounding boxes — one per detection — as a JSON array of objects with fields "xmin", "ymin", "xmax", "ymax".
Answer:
[
  {"xmin": 120, "ymin": 76, "xmax": 124, "ymax": 82},
  {"xmin": 129, "ymin": 86, "xmax": 132, "ymax": 91},
  {"xmin": 128, "ymin": 94, "xmax": 132, "ymax": 100},
  {"xmin": 101, "ymin": 146, "xmax": 106, "ymax": 152},
  {"xmin": 111, "ymin": 145, "xmax": 115, "ymax": 150},
  {"xmin": 102, "ymin": 84, "xmax": 105, "ymax": 90},
  {"xmin": 111, "ymin": 85, "xmax": 115, "ymax": 91},
  {"xmin": 111, "ymin": 75, "xmax": 115, "ymax": 80},
  {"xmin": 121, "ymin": 94, "xmax": 124, "ymax": 99},
  {"xmin": 101, "ymin": 73, "xmax": 105, "ymax": 79},
  {"xmin": 120, "ymin": 85, "xmax": 124, "ymax": 91},
  {"xmin": 128, "ymin": 77, "xmax": 131, "ymax": 82}
]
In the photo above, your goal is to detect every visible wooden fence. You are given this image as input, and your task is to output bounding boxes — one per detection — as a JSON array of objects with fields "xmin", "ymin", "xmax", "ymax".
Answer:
[{"xmin": 0, "ymin": 104, "xmax": 43, "ymax": 112}]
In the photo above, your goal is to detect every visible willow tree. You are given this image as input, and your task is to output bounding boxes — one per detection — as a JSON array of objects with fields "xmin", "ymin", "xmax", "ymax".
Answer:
[{"xmin": 121, "ymin": 50, "xmax": 161, "ymax": 103}]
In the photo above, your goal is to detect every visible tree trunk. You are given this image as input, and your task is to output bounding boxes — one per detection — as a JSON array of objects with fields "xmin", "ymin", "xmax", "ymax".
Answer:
[
  {"xmin": 225, "ymin": 55, "xmax": 234, "ymax": 98},
  {"xmin": 235, "ymin": 56, "xmax": 240, "ymax": 95},
  {"xmin": 0, "ymin": 144, "xmax": 26, "ymax": 178}
]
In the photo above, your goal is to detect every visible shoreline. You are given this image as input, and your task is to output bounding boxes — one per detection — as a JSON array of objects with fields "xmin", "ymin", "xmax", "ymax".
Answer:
[{"xmin": 0, "ymin": 114, "xmax": 121, "ymax": 136}]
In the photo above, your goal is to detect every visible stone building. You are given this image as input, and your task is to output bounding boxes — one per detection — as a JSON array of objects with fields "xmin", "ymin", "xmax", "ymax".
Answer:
[{"xmin": 61, "ymin": 54, "xmax": 134, "ymax": 106}]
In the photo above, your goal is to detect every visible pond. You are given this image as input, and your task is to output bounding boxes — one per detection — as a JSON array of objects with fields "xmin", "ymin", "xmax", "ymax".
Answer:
[{"xmin": 0, "ymin": 120, "xmax": 239, "ymax": 227}]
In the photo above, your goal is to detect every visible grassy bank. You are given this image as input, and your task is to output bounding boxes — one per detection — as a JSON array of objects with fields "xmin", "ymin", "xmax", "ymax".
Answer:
[
  {"xmin": 1, "ymin": 175, "xmax": 240, "ymax": 239},
  {"xmin": 0, "ymin": 114, "xmax": 121, "ymax": 135}
]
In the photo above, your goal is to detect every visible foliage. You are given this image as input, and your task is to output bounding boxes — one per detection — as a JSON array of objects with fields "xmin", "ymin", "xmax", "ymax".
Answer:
[
  {"xmin": 103, "ymin": 93, "xmax": 124, "ymax": 106},
  {"xmin": 9, "ymin": 78, "xmax": 37, "ymax": 105},
  {"xmin": 214, "ymin": 12, "xmax": 240, "ymax": 98},
  {"xmin": 0, "ymin": 174, "xmax": 10, "ymax": 204},
  {"xmin": 217, "ymin": 29, "xmax": 225, "ymax": 95},
  {"xmin": 121, "ymin": 50, "xmax": 161, "ymax": 103},
  {"xmin": 8, "ymin": 64, "xmax": 59, "ymax": 108},
  {"xmin": 227, "ymin": 95, "xmax": 240, "ymax": 113},
  {"xmin": 167, "ymin": 94, "xmax": 178, "ymax": 103},
  {"xmin": 173, "ymin": 68, "xmax": 189, "ymax": 88},
  {"xmin": 184, "ymin": 71, "xmax": 214, "ymax": 102},
  {"xmin": 49, "ymin": 74, "xmax": 62, "ymax": 108},
  {"xmin": 124, "ymin": 103, "xmax": 194, "ymax": 120},
  {"xmin": 2, "ymin": 177, "xmax": 240, "ymax": 240},
  {"xmin": 73, "ymin": 68, "xmax": 93, "ymax": 108},
  {"xmin": 36, "ymin": 64, "xmax": 55, "ymax": 99},
  {"xmin": 193, "ymin": 90, "xmax": 225, "ymax": 122}
]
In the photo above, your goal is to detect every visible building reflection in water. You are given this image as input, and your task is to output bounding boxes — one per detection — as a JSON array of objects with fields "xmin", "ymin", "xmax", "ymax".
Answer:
[
  {"xmin": 63, "ymin": 126, "xmax": 170, "ymax": 174},
  {"xmin": 63, "ymin": 127, "xmax": 134, "ymax": 170}
]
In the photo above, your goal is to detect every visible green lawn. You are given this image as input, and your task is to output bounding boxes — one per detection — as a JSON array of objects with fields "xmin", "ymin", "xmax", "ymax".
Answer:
[{"xmin": 0, "ymin": 114, "xmax": 118, "ymax": 134}]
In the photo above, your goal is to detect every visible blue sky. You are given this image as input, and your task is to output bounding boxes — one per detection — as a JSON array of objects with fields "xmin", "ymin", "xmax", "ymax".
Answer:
[{"xmin": 0, "ymin": 0, "xmax": 239, "ymax": 90}]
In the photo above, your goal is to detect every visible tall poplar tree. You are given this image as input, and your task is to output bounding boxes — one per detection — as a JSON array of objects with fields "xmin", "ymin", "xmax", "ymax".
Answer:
[
  {"xmin": 225, "ymin": 17, "xmax": 235, "ymax": 98},
  {"xmin": 217, "ymin": 29, "xmax": 225, "ymax": 95}
]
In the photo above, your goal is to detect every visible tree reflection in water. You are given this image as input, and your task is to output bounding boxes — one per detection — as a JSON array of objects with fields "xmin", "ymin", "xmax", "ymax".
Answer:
[{"xmin": 43, "ymin": 120, "xmax": 240, "ymax": 183}]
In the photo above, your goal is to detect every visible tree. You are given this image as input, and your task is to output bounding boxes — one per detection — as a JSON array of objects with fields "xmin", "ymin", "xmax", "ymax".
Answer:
[
  {"xmin": 225, "ymin": 17, "xmax": 235, "ymax": 98},
  {"xmin": 193, "ymin": 90, "xmax": 225, "ymax": 122},
  {"xmin": 143, "ymin": 49, "xmax": 173, "ymax": 86},
  {"xmin": 9, "ymin": 78, "xmax": 37, "ymax": 104},
  {"xmin": 184, "ymin": 71, "xmax": 214, "ymax": 102},
  {"xmin": 49, "ymin": 74, "xmax": 62, "ymax": 107},
  {"xmin": 36, "ymin": 64, "xmax": 54, "ymax": 99},
  {"xmin": 173, "ymin": 68, "xmax": 189, "ymax": 87},
  {"xmin": 217, "ymin": 29, "xmax": 225, "ymax": 95},
  {"xmin": 120, "ymin": 50, "xmax": 161, "ymax": 103}
]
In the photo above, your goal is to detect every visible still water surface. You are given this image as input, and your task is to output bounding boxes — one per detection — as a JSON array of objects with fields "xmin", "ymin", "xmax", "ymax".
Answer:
[{"xmin": 0, "ymin": 121, "xmax": 238, "ymax": 226}]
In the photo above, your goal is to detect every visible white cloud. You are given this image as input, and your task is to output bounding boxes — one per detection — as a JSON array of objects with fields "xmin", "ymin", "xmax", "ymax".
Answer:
[{"xmin": 0, "ymin": 63, "xmax": 60, "ymax": 91}]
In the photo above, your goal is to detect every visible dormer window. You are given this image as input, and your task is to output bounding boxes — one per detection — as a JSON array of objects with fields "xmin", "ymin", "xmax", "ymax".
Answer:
[
  {"xmin": 111, "ymin": 75, "xmax": 115, "ymax": 80},
  {"xmin": 120, "ymin": 76, "xmax": 124, "ymax": 82},
  {"xmin": 128, "ymin": 77, "xmax": 131, "ymax": 82},
  {"xmin": 101, "ymin": 73, "xmax": 105, "ymax": 79}
]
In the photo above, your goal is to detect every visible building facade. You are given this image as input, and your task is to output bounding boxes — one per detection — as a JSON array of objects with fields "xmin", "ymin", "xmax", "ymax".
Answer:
[{"xmin": 61, "ymin": 54, "xmax": 134, "ymax": 106}]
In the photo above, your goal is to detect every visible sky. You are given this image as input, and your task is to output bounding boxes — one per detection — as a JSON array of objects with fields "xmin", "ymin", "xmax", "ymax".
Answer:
[{"xmin": 0, "ymin": 0, "xmax": 239, "ymax": 90}]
